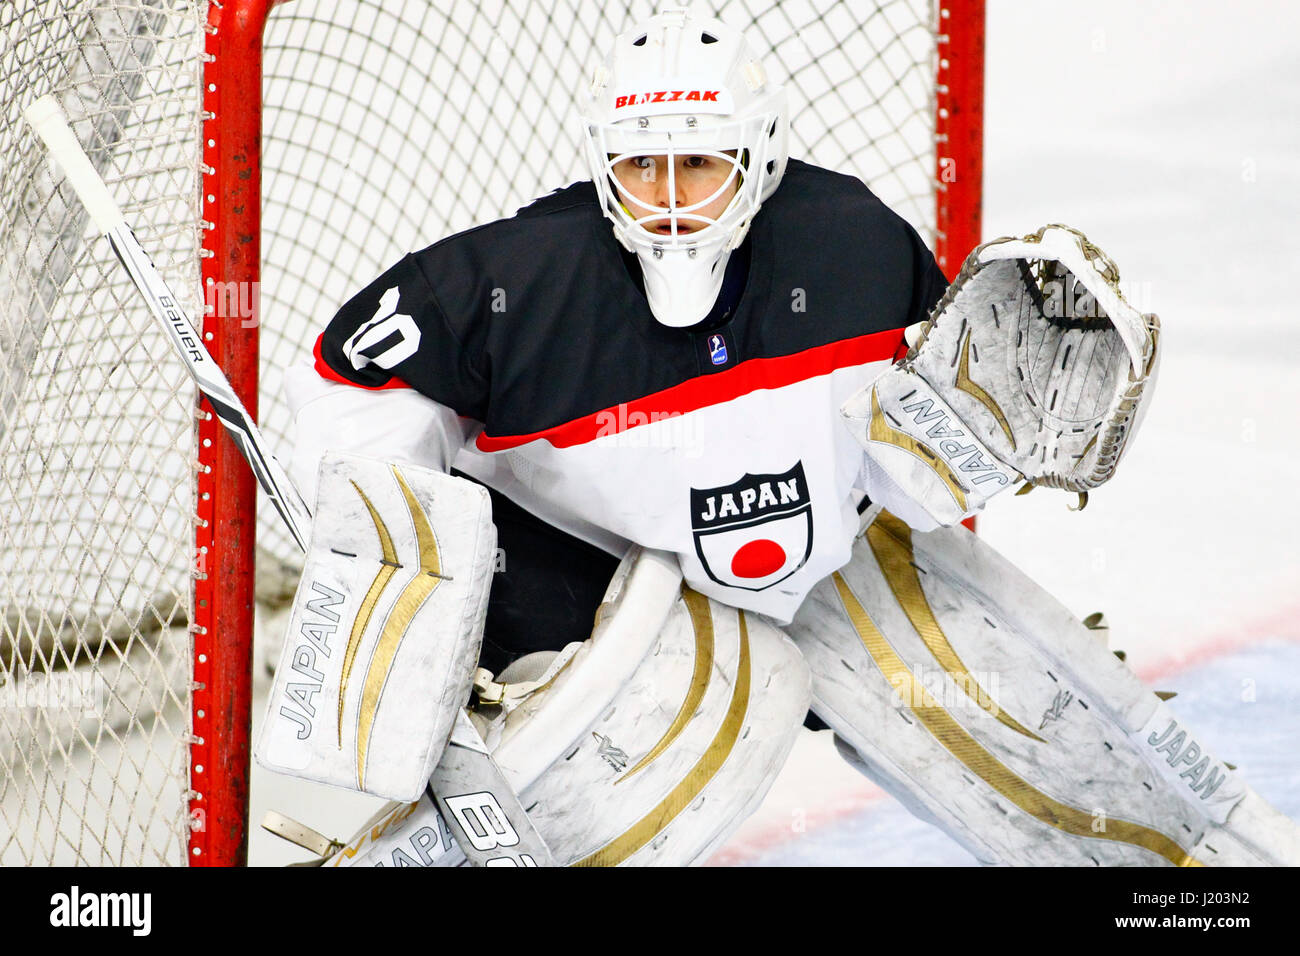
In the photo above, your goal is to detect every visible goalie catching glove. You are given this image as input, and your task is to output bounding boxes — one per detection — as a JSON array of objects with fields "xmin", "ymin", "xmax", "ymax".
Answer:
[{"xmin": 844, "ymin": 224, "xmax": 1161, "ymax": 527}]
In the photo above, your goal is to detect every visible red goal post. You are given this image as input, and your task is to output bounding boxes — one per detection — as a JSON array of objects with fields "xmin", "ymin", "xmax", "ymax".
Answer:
[
  {"xmin": 0, "ymin": 0, "xmax": 983, "ymax": 866},
  {"xmin": 934, "ymin": 0, "xmax": 985, "ymax": 282}
]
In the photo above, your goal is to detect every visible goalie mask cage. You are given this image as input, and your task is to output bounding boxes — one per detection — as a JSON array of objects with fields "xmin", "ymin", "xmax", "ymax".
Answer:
[{"xmin": 0, "ymin": 0, "xmax": 983, "ymax": 866}]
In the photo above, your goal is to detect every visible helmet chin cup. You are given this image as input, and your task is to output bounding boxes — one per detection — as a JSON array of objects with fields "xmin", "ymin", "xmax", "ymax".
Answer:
[{"xmin": 638, "ymin": 244, "xmax": 733, "ymax": 328}]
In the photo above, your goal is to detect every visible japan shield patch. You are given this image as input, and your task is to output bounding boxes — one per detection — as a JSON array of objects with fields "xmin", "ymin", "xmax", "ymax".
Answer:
[{"xmin": 691, "ymin": 462, "xmax": 813, "ymax": 591}]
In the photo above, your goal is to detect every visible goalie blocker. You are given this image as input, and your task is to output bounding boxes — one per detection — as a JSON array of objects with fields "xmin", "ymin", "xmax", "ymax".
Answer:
[{"xmin": 256, "ymin": 453, "xmax": 496, "ymax": 801}]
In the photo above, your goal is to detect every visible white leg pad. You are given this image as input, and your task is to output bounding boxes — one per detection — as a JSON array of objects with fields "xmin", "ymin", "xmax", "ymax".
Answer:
[
  {"xmin": 313, "ymin": 547, "xmax": 811, "ymax": 866},
  {"xmin": 788, "ymin": 512, "xmax": 1300, "ymax": 867}
]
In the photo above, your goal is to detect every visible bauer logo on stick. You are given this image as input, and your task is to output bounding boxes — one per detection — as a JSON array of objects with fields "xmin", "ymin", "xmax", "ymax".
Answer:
[{"xmin": 691, "ymin": 461, "xmax": 813, "ymax": 591}]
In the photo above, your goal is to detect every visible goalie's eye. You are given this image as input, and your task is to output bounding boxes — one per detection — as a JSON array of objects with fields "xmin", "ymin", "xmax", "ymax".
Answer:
[{"xmin": 631, "ymin": 155, "xmax": 657, "ymax": 169}]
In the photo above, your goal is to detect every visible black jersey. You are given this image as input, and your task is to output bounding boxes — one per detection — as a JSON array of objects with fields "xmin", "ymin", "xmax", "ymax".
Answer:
[{"xmin": 309, "ymin": 159, "xmax": 948, "ymax": 621}]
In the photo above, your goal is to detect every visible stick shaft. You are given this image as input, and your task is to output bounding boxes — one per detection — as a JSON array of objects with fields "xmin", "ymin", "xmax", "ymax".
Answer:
[
  {"xmin": 25, "ymin": 95, "xmax": 312, "ymax": 551},
  {"xmin": 106, "ymin": 224, "xmax": 311, "ymax": 549}
]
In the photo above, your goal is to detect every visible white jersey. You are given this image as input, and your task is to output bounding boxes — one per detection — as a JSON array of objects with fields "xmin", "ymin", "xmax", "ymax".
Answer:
[{"xmin": 289, "ymin": 160, "xmax": 948, "ymax": 623}]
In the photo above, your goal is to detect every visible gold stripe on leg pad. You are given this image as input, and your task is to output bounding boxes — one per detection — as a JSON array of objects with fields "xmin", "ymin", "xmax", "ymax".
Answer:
[{"xmin": 832, "ymin": 571, "xmax": 1202, "ymax": 867}]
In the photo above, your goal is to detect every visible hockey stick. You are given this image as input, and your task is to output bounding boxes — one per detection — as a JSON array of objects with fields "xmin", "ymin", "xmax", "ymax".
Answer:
[
  {"xmin": 23, "ymin": 95, "xmax": 312, "ymax": 552},
  {"xmin": 24, "ymin": 94, "xmax": 553, "ymax": 867}
]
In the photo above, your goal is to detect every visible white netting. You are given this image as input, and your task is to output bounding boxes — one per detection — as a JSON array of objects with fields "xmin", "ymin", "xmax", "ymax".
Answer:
[
  {"xmin": 255, "ymin": 0, "xmax": 941, "ymax": 574},
  {"xmin": 0, "ymin": 0, "xmax": 203, "ymax": 865},
  {"xmin": 1, "ymin": 0, "xmax": 945, "ymax": 865}
]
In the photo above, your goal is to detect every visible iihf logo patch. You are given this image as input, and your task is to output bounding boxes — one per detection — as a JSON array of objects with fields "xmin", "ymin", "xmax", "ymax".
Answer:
[
  {"xmin": 690, "ymin": 462, "xmax": 813, "ymax": 591},
  {"xmin": 708, "ymin": 334, "xmax": 728, "ymax": 366}
]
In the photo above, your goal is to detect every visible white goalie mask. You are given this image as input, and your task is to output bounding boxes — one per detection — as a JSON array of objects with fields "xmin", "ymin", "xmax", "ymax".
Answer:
[{"xmin": 579, "ymin": 8, "xmax": 789, "ymax": 327}]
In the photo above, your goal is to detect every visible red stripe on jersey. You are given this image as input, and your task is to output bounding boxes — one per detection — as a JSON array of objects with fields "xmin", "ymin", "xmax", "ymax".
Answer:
[
  {"xmin": 893, "ymin": 335, "xmax": 912, "ymax": 363},
  {"xmin": 476, "ymin": 327, "xmax": 905, "ymax": 452},
  {"xmin": 313, "ymin": 334, "xmax": 413, "ymax": 391}
]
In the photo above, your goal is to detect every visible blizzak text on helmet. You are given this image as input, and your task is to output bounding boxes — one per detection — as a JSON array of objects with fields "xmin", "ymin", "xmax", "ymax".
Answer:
[{"xmin": 613, "ymin": 89, "xmax": 721, "ymax": 109}]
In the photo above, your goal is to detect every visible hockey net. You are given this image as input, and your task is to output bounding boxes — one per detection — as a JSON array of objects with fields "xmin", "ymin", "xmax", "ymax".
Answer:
[{"xmin": 0, "ymin": 0, "xmax": 981, "ymax": 865}]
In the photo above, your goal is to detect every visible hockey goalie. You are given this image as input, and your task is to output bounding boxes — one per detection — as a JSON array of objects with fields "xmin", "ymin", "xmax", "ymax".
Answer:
[{"xmin": 256, "ymin": 8, "xmax": 1300, "ymax": 866}]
